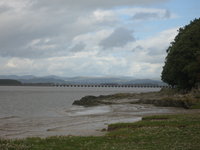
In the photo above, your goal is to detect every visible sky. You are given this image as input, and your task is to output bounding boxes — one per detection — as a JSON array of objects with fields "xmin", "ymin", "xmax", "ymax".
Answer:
[{"xmin": 0, "ymin": 0, "xmax": 199, "ymax": 79}]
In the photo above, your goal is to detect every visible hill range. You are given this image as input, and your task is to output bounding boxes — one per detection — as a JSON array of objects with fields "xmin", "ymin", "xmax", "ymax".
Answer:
[{"xmin": 0, "ymin": 75, "xmax": 167, "ymax": 86}]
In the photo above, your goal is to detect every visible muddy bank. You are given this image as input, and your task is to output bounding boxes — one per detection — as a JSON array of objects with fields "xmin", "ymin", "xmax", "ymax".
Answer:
[
  {"xmin": 1, "ymin": 103, "xmax": 194, "ymax": 139},
  {"xmin": 1, "ymin": 89, "xmax": 199, "ymax": 139}
]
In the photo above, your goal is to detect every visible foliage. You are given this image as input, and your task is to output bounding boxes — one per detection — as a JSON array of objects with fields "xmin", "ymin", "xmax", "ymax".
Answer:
[
  {"xmin": 0, "ymin": 79, "xmax": 22, "ymax": 86},
  {"xmin": 161, "ymin": 18, "xmax": 200, "ymax": 90}
]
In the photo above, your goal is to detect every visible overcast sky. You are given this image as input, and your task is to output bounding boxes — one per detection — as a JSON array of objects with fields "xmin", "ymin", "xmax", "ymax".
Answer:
[{"xmin": 0, "ymin": 0, "xmax": 199, "ymax": 79}]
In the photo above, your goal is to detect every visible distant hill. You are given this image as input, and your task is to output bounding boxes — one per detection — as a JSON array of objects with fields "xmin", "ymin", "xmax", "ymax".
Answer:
[
  {"xmin": 20, "ymin": 77, "xmax": 66, "ymax": 84},
  {"xmin": 0, "ymin": 75, "xmax": 166, "ymax": 86},
  {"xmin": 0, "ymin": 79, "xmax": 22, "ymax": 86},
  {"xmin": 124, "ymin": 79, "xmax": 167, "ymax": 86},
  {"xmin": 0, "ymin": 75, "xmax": 35, "ymax": 80},
  {"xmin": 64, "ymin": 77, "xmax": 166, "ymax": 86},
  {"xmin": 64, "ymin": 77, "xmax": 132, "ymax": 85},
  {"xmin": 0, "ymin": 75, "xmax": 66, "ymax": 84}
]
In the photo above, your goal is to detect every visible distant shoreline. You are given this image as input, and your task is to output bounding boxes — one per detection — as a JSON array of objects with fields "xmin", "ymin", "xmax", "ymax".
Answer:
[{"xmin": 0, "ymin": 83, "xmax": 166, "ymax": 88}]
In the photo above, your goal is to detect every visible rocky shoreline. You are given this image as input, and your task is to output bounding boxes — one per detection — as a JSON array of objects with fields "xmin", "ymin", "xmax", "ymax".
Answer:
[{"xmin": 73, "ymin": 89, "xmax": 200, "ymax": 109}]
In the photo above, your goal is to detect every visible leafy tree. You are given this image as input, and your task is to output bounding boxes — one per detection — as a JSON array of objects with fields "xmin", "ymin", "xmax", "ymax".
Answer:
[
  {"xmin": 0, "ymin": 79, "xmax": 22, "ymax": 86},
  {"xmin": 161, "ymin": 18, "xmax": 200, "ymax": 90}
]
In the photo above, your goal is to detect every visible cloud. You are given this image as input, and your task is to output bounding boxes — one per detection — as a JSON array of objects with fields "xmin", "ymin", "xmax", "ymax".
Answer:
[
  {"xmin": 70, "ymin": 43, "xmax": 86, "ymax": 52},
  {"xmin": 116, "ymin": 7, "xmax": 174, "ymax": 22},
  {"xmin": 132, "ymin": 9, "xmax": 171, "ymax": 20},
  {"xmin": 0, "ymin": 0, "xmax": 180, "ymax": 79},
  {"xmin": 30, "ymin": 0, "xmax": 168, "ymax": 10},
  {"xmin": 99, "ymin": 27, "xmax": 135, "ymax": 49},
  {"xmin": 0, "ymin": 5, "xmax": 10, "ymax": 14},
  {"xmin": 0, "ymin": 8, "xmax": 70, "ymax": 58},
  {"xmin": 0, "ymin": 26, "xmax": 178, "ymax": 78},
  {"xmin": 145, "ymin": 28, "xmax": 178, "ymax": 56},
  {"xmin": 0, "ymin": 0, "xmax": 170, "ymax": 59},
  {"xmin": 129, "ymin": 28, "xmax": 178, "ymax": 63},
  {"xmin": 132, "ymin": 45, "xmax": 143, "ymax": 52}
]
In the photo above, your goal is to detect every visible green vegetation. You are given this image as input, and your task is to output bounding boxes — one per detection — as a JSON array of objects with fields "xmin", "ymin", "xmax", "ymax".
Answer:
[
  {"xmin": 73, "ymin": 95, "xmax": 113, "ymax": 106},
  {"xmin": 161, "ymin": 18, "xmax": 200, "ymax": 90},
  {"xmin": 73, "ymin": 88, "xmax": 200, "ymax": 109},
  {"xmin": 1, "ymin": 113, "xmax": 200, "ymax": 150},
  {"xmin": 0, "ymin": 79, "xmax": 22, "ymax": 86}
]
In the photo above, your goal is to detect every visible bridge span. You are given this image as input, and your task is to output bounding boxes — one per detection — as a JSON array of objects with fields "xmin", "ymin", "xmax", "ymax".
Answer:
[{"xmin": 53, "ymin": 84, "xmax": 168, "ymax": 88}]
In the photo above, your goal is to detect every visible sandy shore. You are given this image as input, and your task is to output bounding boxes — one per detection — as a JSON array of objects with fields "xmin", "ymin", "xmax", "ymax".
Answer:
[{"xmin": 0, "ymin": 102, "xmax": 197, "ymax": 139}]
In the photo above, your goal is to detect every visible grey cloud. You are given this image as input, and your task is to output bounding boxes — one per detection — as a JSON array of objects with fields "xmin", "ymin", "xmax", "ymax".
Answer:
[
  {"xmin": 130, "ymin": 44, "xmax": 167, "ymax": 63},
  {"xmin": 135, "ymin": 47, "xmax": 166, "ymax": 63},
  {"xmin": 0, "ymin": 5, "xmax": 88, "ymax": 58},
  {"xmin": 164, "ymin": 10, "xmax": 171, "ymax": 18},
  {"xmin": 0, "ymin": 0, "xmax": 168, "ymax": 59},
  {"xmin": 147, "ymin": 46, "xmax": 168, "ymax": 56},
  {"xmin": 0, "ymin": 13, "xmax": 68, "ymax": 58},
  {"xmin": 145, "ymin": 54, "xmax": 165, "ymax": 63},
  {"xmin": 132, "ymin": 9, "xmax": 171, "ymax": 20},
  {"xmin": 133, "ymin": 12, "xmax": 159, "ymax": 20},
  {"xmin": 32, "ymin": 0, "xmax": 168, "ymax": 10},
  {"xmin": 132, "ymin": 45, "xmax": 143, "ymax": 52},
  {"xmin": 70, "ymin": 43, "xmax": 86, "ymax": 52},
  {"xmin": 0, "ymin": 5, "xmax": 10, "ymax": 14},
  {"xmin": 100, "ymin": 27, "xmax": 135, "ymax": 49}
]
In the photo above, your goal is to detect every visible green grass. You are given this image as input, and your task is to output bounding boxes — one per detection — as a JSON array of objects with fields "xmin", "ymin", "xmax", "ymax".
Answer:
[
  {"xmin": 1, "ymin": 113, "xmax": 200, "ymax": 150},
  {"xmin": 190, "ymin": 102, "xmax": 200, "ymax": 109}
]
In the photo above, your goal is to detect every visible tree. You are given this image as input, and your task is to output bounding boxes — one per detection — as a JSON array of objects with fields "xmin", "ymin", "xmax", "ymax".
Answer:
[
  {"xmin": 0, "ymin": 79, "xmax": 22, "ymax": 86},
  {"xmin": 161, "ymin": 18, "xmax": 200, "ymax": 90}
]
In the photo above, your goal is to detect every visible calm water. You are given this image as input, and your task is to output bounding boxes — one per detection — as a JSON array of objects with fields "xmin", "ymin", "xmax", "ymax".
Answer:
[
  {"xmin": 0, "ymin": 86, "xmax": 160, "ymax": 118},
  {"xmin": 3, "ymin": 86, "xmax": 185, "ymax": 139}
]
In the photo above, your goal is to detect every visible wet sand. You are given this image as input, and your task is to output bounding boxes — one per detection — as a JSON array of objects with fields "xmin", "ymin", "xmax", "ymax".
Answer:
[{"xmin": 0, "ymin": 103, "xmax": 195, "ymax": 139}]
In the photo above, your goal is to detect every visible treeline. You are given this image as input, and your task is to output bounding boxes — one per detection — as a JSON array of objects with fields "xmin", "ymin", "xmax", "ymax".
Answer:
[
  {"xmin": 162, "ymin": 18, "xmax": 200, "ymax": 90},
  {"xmin": 0, "ymin": 79, "xmax": 22, "ymax": 86}
]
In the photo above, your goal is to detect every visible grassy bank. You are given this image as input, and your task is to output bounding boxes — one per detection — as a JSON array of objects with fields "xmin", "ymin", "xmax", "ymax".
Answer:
[
  {"xmin": 73, "ymin": 88, "xmax": 200, "ymax": 109},
  {"xmin": 1, "ymin": 113, "xmax": 200, "ymax": 150}
]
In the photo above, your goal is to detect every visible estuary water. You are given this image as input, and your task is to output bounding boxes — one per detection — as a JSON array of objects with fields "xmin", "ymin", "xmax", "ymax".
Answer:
[
  {"xmin": 0, "ymin": 86, "xmax": 160, "ymax": 118},
  {"xmin": 0, "ymin": 86, "xmax": 186, "ymax": 139}
]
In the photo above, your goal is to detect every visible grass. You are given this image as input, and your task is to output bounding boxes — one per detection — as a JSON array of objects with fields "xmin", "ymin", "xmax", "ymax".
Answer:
[
  {"xmin": 190, "ymin": 102, "xmax": 200, "ymax": 109},
  {"xmin": 1, "ymin": 113, "xmax": 200, "ymax": 150},
  {"xmin": 73, "ymin": 88, "xmax": 200, "ymax": 108}
]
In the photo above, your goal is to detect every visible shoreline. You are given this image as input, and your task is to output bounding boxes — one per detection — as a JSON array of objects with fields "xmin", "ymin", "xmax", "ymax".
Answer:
[
  {"xmin": 73, "ymin": 89, "xmax": 200, "ymax": 109},
  {"xmin": 1, "ymin": 89, "xmax": 199, "ymax": 139},
  {"xmin": 1, "ymin": 112, "xmax": 200, "ymax": 150},
  {"xmin": 1, "ymin": 103, "xmax": 198, "ymax": 139}
]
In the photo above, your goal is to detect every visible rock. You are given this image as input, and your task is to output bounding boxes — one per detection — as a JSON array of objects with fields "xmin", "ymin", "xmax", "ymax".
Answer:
[
  {"xmin": 72, "ymin": 95, "xmax": 101, "ymax": 106},
  {"xmin": 73, "ymin": 92, "xmax": 195, "ymax": 108}
]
